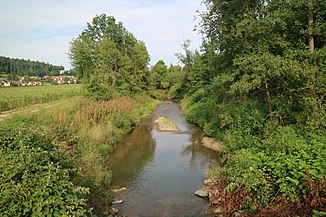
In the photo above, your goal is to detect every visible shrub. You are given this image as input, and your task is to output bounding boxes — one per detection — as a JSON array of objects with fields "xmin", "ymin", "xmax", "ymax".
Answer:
[
  {"xmin": 218, "ymin": 126, "xmax": 326, "ymax": 215},
  {"xmin": 0, "ymin": 117, "xmax": 91, "ymax": 216}
]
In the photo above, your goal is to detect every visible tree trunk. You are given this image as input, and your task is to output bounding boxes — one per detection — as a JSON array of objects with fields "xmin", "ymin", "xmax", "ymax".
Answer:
[
  {"xmin": 308, "ymin": 0, "xmax": 314, "ymax": 53},
  {"xmin": 264, "ymin": 80, "xmax": 272, "ymax": 117},
  {"xmin": 307, "ymin": 0, "xmax": 318, "ymax": 128},
  {"xmin": 243, "ymin": 0, "xmax": 249, "ymax": 17}
]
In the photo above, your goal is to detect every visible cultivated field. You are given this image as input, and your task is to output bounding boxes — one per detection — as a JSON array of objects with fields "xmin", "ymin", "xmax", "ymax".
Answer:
[{"xmin": 0, "ymin": 84, "xmax": 81, "ymax": 112}]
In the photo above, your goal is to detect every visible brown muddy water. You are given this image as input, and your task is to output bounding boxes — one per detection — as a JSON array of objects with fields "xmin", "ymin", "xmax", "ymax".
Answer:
[{"xmin": 108, "ymin": 103, "xmax": 218, "ymax": 217}]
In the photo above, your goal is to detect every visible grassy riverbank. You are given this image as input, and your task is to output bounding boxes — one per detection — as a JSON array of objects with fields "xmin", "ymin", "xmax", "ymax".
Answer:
[{"xmin": 0, "ymin": 95, "xmax": 159, "ymax": 216}]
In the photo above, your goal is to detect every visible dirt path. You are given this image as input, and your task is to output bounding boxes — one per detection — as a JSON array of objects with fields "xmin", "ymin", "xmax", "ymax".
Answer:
[{"xmin": 0, "ymin": 97, "xmax": 79, "ymax": 122}]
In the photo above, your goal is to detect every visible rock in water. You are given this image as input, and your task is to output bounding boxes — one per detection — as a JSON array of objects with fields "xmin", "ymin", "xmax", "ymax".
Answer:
[
  {"xmin": 111, "ymin": 207, "xmax": 119, "ymax": 215},
  {"xmin": 112, "ymin": 187, "xmax": 127, "ymax": 193},
  {"xmin": 194, "ymin": 189, "xmax": 209, "ymax": 198},
  {"xmin": 112, "ymin": 200, "xmax": 123, "ymax": 205}
]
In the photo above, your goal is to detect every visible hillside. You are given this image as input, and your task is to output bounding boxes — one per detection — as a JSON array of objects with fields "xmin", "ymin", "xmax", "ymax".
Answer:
[{"xmin": 0, "ymin": 56, "xmax": 64, "ymax": 77}]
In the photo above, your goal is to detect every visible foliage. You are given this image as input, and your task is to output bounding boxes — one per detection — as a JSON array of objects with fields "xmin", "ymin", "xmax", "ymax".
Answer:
[
  {"xmin": 0, "ymin": 56, "xmax": 64, "ymax": 77},
  {"xmin": 69, "ymin": 14, "xmax": 150, "ymax": 101},
  {"xmin": 147, "ymin": 60, "xmax": 189, "ymax": 100},
  {"xmin": 0, "ymin": 116, "xmax": 91, "ymax": 216},
  {"xmin": 0, "ymin": 84, "xmax": 81, "ymax": 112},
  {"xmin": 180, "ymin": 0, "xmax": 326, "ymax": 215},
  {"xmin": 175, "ymin": 39, "xmax": 195, "ymax": 74},
  {"xmin": 149, "ymin": 60, "xmax": 169, "ymax": 90}
]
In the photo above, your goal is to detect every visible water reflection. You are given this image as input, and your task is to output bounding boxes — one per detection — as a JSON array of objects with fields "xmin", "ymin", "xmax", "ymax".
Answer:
[
  {"xmin": 181, "ymin": 129, "xmax": 224, "ymax": 169},
  {"xmin": 108, "ymin": 115, "xmax": 156, "ymax": 187}
]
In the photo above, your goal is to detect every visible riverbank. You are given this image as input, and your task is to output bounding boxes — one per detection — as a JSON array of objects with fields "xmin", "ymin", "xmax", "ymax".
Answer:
[
  {"xmin": 194, "ymin": 137, "xmax": 225, "ymax": 215},
  {"xmin": 0, "ymin": 95, "xmax": 159, "ymax": 216}
]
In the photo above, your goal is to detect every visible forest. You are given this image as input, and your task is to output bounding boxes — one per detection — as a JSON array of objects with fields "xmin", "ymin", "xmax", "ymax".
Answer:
[
  {"xmin": 0, "ymin": 56, "xmax": 64, "ymax": 77},
  {"xmin": 1, "ymin": 0, "xmax": 325, "ymax": 216}
]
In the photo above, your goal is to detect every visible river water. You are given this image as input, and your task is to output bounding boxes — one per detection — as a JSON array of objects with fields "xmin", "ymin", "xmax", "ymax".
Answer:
[{"xmin": 108, "ymin": 103, "xmax": 218, "ymax": 217}]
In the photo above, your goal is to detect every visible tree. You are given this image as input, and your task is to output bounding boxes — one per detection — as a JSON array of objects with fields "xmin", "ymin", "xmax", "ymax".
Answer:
[
  {"xmin": 173, "ymin": 39, "xmax": 197, "ymax": 98},
  {"xmin": 69, "ymin": 14, "xmax": 150, "ymax": 101},
  {"xmin": 186, "ymin": 53, "xmax": 210, "ymax": 94},
  {"xmin": 175, "ymin": 39, "xmax": 195, "ymax": 74},
  {"xmin": 150, "ymin": 60, "xmax": 168, "ymax": 89}
]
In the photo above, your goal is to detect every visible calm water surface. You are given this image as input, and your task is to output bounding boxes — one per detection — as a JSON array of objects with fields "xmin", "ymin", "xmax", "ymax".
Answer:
[{"xmin": 108, "ymin": 103, "xmax": 218, "ymax": 217}]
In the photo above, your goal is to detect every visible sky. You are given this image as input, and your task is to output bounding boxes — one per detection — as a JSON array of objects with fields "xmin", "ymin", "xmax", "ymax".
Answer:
[{"xmin": 0, "ymin": 0, "xmax": 205, "ymax": 70}]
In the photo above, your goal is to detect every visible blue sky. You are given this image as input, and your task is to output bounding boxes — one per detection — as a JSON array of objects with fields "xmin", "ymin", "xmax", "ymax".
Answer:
[{"xmin": 0, "ymin": 0, "xmax": 204, "ymax": 69}]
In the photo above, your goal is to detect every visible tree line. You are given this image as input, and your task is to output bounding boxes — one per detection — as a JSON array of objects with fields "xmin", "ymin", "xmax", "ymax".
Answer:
[{"xmin": 0, "ymin": 56, "xmax": 64, "ymax": 77}]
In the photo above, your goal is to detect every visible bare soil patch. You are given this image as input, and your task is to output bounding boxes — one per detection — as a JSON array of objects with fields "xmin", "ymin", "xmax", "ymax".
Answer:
[{"xmin": 201, "ymin": 137, "xmax": 224, "ymax": 152}]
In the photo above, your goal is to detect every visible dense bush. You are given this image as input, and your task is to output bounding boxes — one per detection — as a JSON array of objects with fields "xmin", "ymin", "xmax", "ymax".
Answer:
[
  {"xmin": 0, "ymin": 117, "xmax": 91, "ymax": 216},
  {"xmin": 185, "ymin": 90, "xmax": 326, "ymax": 214}
]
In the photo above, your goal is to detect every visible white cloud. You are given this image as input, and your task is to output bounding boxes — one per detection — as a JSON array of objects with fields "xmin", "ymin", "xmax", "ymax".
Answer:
[{"xmin": 0, "ymin": 0, "xmax": 204, "ymax": 69}]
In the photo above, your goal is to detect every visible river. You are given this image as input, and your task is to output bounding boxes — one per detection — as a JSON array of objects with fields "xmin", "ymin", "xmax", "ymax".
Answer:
[{"xmin": 108, "ymin": 103, "xmax": 218, "ymax": 216}]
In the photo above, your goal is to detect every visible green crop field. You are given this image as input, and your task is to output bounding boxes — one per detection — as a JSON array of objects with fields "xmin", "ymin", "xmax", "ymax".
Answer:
[{"xmin": 0, "ymin": 84, "xmax": 82, "ymax": 112}]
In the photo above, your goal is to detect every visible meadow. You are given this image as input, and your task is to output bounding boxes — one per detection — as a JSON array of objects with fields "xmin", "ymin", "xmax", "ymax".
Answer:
[{"xmin": 0, "ymin": 84, "xmax": 81, "ymax": 112}]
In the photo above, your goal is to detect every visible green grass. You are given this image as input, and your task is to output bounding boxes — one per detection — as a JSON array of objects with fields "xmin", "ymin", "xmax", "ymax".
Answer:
[{"xmin": 0, "ymin": 84, "xmax": 81, "ymax": 112}]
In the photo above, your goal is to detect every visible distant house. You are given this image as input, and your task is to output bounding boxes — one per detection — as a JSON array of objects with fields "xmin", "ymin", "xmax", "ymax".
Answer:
[
  {"xmin": 51, "ymin": 75, "xmax": 78, "ymax": 84},
  {"xmin": 27, "ymin": 81, "xmax": 42, "ymax": 86},
  {"xmin": 0, "ymin": 78, "xmax": 10, "ymax": 87},
  {"xmin": 52, "ymin": 76, "xmax": 65, "ymax": 84},
  {"xmin": 67, "ymin": 76, "xmax": 78, "ymax": 84},
  {"xmin": 30, "ymin": 76, "xmax": 40, "ymax": 80}
]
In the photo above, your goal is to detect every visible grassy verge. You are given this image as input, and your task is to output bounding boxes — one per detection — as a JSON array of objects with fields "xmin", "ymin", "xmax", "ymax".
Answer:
[{"xmin": 0, "ymin": 95, "xmax": 159, "ymax": 216}]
